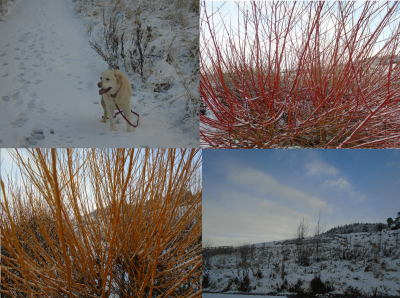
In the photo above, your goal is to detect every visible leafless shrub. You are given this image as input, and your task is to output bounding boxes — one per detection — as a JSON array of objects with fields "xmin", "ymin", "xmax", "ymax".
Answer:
[
  {"xmin": 1, "ymin": 149, "xmax": 202, "ymax": 297},
  {"xmin": 88, "ymin": 13, "xmax": 160, "ymax": 81},
  {"xmin": 238, "ymin": 242, "xmax": 251, "ymax": 266},
  {"xmin": 0, "ymin": 0, "xmax": 15, "ymax": 20},
  {"xmin": 314, "ymin": 211, "xmax": 327, "ymax": 261}
]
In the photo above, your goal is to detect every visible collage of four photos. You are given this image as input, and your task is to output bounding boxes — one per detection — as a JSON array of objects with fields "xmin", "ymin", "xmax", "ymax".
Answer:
[{"xmin": 1, "ymin": 0, "xmax": 400, "ymax": 297}]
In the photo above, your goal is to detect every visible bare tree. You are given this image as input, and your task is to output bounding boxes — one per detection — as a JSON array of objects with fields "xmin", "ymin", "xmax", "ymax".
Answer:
[
  {"xmin": 296, "ymin": 217, "xmax": 309, "ymax": 245},
  {"xmin": 238, "ymin": 242, "xmax": 251, "ymax": 267},
  {"xmin": 295, "ymin": 217, "xmax": 310, "ymax": 266},
  {"xmin": 314, "ymin": 211, "xmax": 327, "ymax": 260},
  {"xmin": 202, "ymin": 239, "xmax": 214, "ymax": 268}
]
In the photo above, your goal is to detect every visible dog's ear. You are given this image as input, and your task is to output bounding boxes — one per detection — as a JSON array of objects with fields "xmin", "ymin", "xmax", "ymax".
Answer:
[{"xmin": 115, "ymin": 72, "xmax": 122, "ymax": 84}]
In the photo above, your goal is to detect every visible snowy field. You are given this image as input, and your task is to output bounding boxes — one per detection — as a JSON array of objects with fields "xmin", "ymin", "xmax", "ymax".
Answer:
[
  {"xmin": 203, "ymin": 228, "xmax": 400, "ymax": 296},
  {"xmin": 0, "ymin": 0, "xmax": 199, "ymax": 148}
]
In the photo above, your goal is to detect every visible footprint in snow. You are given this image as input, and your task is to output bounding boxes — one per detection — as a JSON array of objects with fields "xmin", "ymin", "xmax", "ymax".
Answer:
[
  {"xmin": 34, "ymin": 80, "xmax": 42, "ymax": 84},
  {"xmin": 13, "ymin": 100, "xmax": 23, "ymax": 107},
  {"xmin": 14, "ymin": 48, "xmax": 19, "ymax": 51},
  {"xmin": 18, "ymin": 62, "xmax": 26, "ymax": 70},
  {"xmin": 31, "ymin": 128, "xmax": 44, "ymax": 140},
  {"xmin": 23, "ymin": 137, "xmax": 37, "ymax": 146},
  {"xmin": 27, "ymin": 100, "xmax": 35, "ymax": 110},
  {"xmin": 11, "ymin": 117, "xmax": 28, "ymax": 127},
  {"xmin": 18, "ymin": 33, "xmax": 29, "ymax": 43},
  {"xmin": 1, "ymin": 96, "xmax": 10, "ymax": 101},
  {"xmin": 0, "ymin": 52, "xmax": 6, "ymax": 57},
  {"xmin": 1, "ymin": 72, "xmax": 9, "ymax": 78},
  {"xmin": 10, "ymin": 91, "xmax": 19, "ymax": 99},
  {"xmin": 36, "ymin": 106, "xmax": 46, "ymax": 114},
  {"xmin": 15, "ymin": 77, "xmax": 26, "ymax": 83},
  {"xmin": 1, "ymin": 63, "xmax": 8, "ymax": 66}
]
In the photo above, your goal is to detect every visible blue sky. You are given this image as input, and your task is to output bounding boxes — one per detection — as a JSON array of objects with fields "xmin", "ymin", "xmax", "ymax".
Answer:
[{"xmin": 203, "ymin": 149, "xmax": 400, "ymax": 247}]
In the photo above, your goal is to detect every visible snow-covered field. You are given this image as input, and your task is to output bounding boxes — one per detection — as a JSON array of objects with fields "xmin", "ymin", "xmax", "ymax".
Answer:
[
  {"xmin": 203, "ymin": 229, "xmax": 400, "ymax": 296},
  {"xmin": 0, "ymin": 0, "xmax": 199, "ymax": 148}
]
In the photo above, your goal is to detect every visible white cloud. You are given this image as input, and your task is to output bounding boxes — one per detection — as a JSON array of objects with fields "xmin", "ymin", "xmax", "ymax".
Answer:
[
  {"xmin": 323, "ymin": 178, "xmax": 351, "ymax": 190},
  {"xmin": 203, "ymin": 190, "xmax": 314, "ymax": 246},
  {"xmin": 225, "ymin": 165, "xmax": 327, "ymax": 211},
  {"xmin": 349, "ymin": 191, "xmax": 367, "ymax": 202},
  {"xmin": 304, "ymin": 159, "xmax": 339, "ymax": 176}
]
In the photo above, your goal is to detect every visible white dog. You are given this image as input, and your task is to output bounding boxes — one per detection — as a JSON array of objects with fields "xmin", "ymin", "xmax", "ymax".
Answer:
[{"xmin": 98, "ymin": 70, "xmax": 133, "ymax": 132}]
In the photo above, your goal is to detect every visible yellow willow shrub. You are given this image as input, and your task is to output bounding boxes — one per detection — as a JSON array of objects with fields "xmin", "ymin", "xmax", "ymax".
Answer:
[{"xmin": 1, "ymin": 148, "xmax": 202, "ymax": 298}]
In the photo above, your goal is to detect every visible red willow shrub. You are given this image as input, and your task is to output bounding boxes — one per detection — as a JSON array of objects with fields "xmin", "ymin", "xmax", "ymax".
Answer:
[{"xmin": 200, "ymin": 1, "xmax": 400, "ymax": 148}]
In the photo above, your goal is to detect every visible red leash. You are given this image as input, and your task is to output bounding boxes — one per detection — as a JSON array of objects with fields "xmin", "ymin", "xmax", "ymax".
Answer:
[
  {"xmin": 102, "ymin": 107, "xmax": 139, "ymax": 127},
  {"xmin": 115, "ymin": 104, "xmax": 140, "ymax": 127},
  {"xmin": 100, "ymin": 85, "xmax": 139, "ymax": 127}
]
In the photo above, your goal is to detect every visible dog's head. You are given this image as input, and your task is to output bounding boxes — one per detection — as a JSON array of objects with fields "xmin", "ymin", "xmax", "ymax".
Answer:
[{"xmin": 97, "ymin": 70, "xmax": 123, "ymax": 96}]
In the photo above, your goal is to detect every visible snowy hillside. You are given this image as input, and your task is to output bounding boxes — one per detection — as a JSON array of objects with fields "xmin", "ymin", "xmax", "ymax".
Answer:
[
  {"xmin": 203, "ymin": 230, "xmax": 400, "ymax": 296},
  {"xmin": 0, "ymin": 0, "xmax": 199, "ymax": 148}
]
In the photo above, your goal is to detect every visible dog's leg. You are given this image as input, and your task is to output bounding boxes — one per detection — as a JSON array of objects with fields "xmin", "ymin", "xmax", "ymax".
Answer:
[
  {"xmin": 106, "ymin": 104, "xmax": 115, "ymax": 131},
  {"xmin": 123, "ymin": 105, "xmax": 134, "ymax": 132},
  {"xmin": 101, "ymin": 97, "xmax": 107, "ymax": 123}
]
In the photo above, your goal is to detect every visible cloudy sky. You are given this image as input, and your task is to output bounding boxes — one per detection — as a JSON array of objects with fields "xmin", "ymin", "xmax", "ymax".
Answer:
[{"xmin": 203, "ymin": 150, "xmax": 400, "ymax": 247}]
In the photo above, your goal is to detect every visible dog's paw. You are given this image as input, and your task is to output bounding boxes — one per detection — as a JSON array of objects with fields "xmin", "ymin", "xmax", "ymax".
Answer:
[
  {"xmin": 127, "ymin": 127, "xmax": 134, "ymax": 132},
  {"xmin": 100, "ymin": 118, "xmax": 107, "ymax": 123}
]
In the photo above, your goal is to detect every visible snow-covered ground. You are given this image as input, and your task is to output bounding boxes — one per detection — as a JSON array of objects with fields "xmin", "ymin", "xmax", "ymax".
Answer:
[
  {"xmin": 204, "ymin": 229, "xmax": 400, "ymax": 296},
  {"xmin": 0, "ymin": 0, "xmax": 199, "ymax": 148}
]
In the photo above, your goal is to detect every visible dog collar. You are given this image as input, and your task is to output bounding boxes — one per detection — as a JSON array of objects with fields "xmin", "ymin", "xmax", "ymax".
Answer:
[{"xmin": 111, "ymin": 84, "xmax": 122, "ymax": 98}]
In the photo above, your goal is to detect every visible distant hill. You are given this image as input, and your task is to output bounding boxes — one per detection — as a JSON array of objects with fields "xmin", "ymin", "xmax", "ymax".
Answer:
[{"xmin": 324, "ymin": 222, "xmax": 388, "ymax": 235}]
